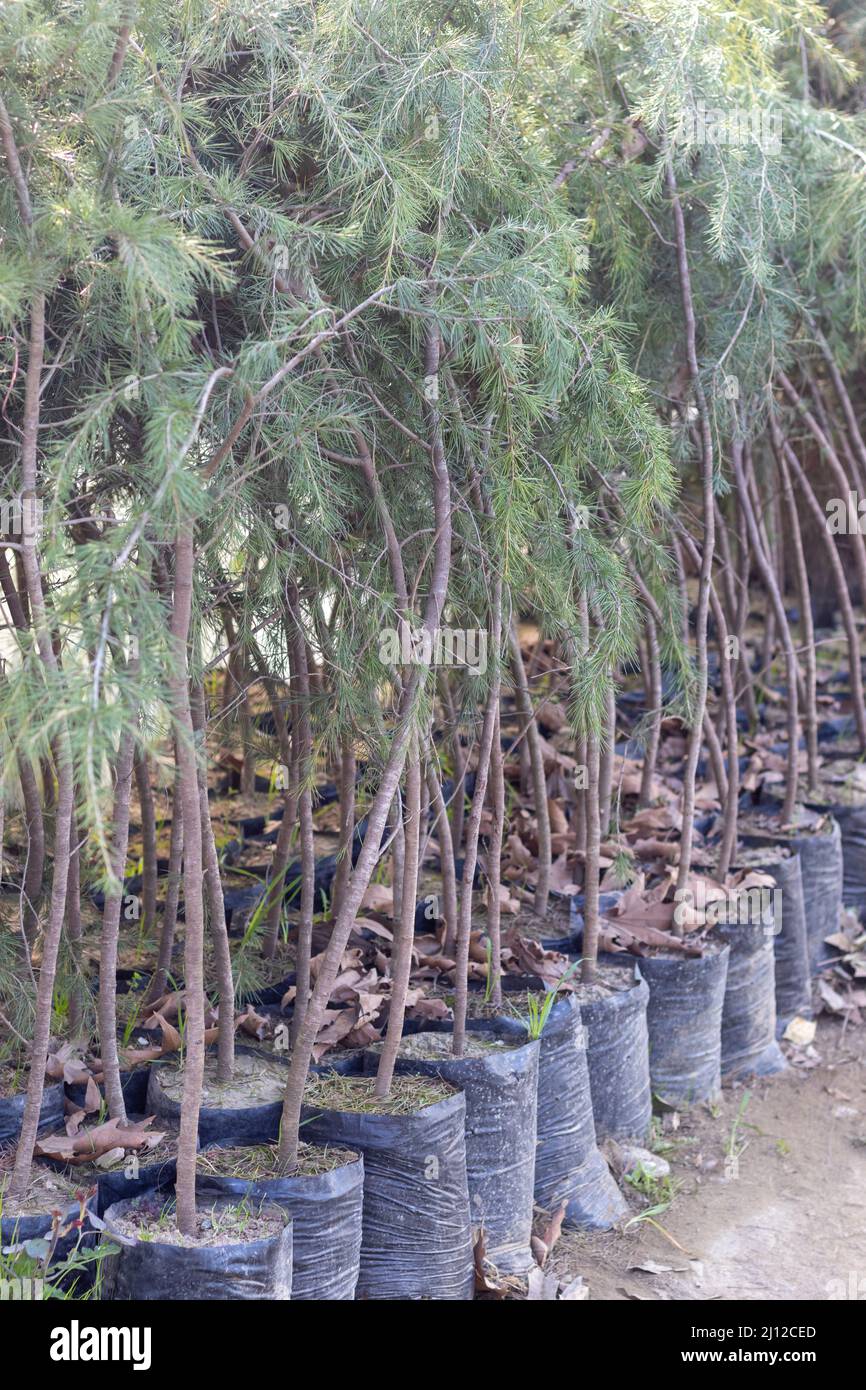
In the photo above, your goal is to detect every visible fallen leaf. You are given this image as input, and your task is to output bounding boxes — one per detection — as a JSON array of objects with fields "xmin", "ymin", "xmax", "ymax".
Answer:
[{"xmin": 35, "ymin": 1116, "xmax": 165, "ymax": 1164}]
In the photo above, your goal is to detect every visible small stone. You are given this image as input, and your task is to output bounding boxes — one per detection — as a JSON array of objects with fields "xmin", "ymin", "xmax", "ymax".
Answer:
[
  {"xmin": 783, "ymin": 1016, "xmax": 816, "ymax": 1047},
  {"xmin": 95, "ymin": 1146, "xmax": 126, "ymax": 1170},
  {"xmin": 620, "ymin": 1144, "xmax": 670, "ymax": 1179}
]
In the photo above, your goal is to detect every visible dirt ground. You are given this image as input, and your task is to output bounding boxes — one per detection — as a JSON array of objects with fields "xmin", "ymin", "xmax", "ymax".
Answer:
[{"xmin": 551, "ymin": 1016, "xmax": 866, "ymax": 1301}]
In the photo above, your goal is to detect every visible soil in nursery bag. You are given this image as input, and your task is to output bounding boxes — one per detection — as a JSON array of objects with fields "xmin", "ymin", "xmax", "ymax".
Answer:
[
  {"xmin": 733, "ymin": 831, "xmax": 811, "ymax": 1031},
  {"xmin": 147, "ymin": 1047, "xmax": 289, "ymax": 1145},
  {"xmin": 0, "ymin": 1068, "xmax": 64, "ymax": 1145},
  {"xmin": 300, "ymin": 1072, "xmax": 475, "ymax": 1300},
  {"xmin": 716, "ymin": 918, "xmax": 787, "ymax": 1080},
  {"xmin": 448, "ymin": 983, "xmax": 627, "ymax": 1231},
  {"xmin": 744, "ymin": 807, "xmax": 843, "ymax": 976},
  {"xmin": 0, "ymin": 1152, "xmax": 97, "ymax": 1286},
  {"xmin": 640, "ymin": 942, "xmax": 730, "ymax": 1108},
  {"xmin": 196, "ymin": 1140, "xmax": 363, "ymax": 1300},
  {"xmin": 571, "ymin": 960, "xmax": 652, "ymax": 1142},
  {"xmin": 514, "ymin": 897, "xmax": 582, "ymax": 952},
  {"xmin": 97, "ymin": 1191, "xmax": 292, "ymax": 1300},
  {"xmin": 362, "ymin": 1025, "xmax": 539, "ymax": 1275},
  {"xmin": 40, "ymin": 1120, "xmax": 184, "ymax": 1217}
]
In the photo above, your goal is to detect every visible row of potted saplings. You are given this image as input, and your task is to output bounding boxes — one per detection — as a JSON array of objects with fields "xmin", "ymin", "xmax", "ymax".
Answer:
[{"xmin": 1, "ymin": 807, "xmax": 839, "ymax": 1299}]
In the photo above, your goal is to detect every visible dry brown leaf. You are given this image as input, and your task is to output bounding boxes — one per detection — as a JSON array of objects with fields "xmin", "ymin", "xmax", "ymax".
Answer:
[
  {"xmin": 36, "ymin": 1116, "xmax": 165, "ymax": 1164},
  {"xmin": 361, "ymin": 883, "xmax": 394, "ymax": 915}
]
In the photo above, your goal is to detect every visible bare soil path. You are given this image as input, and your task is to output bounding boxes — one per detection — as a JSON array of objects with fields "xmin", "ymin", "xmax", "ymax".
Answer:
[{"xmin": 552, "ymin": 1017, "xmax": 866, "ymax": 1301}]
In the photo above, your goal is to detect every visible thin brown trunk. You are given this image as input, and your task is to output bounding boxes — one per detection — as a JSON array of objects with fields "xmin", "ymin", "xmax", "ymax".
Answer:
[
  {"xmin": 815, "ymin": 327, "xmax": 866, "ymax": 494},
  {"xmin": 191, "ymin": 682, "xmax": 235, "ymax": 1081},
  {"xmin": 487, "ymin": 703, "xmax": 505, "ymax": 1007},
  {"xmin": 7, "ymin": 292, "xmax": 76, "ymax": 1206},
  {"xmin": 782, "ymin": 440, "xmax": 866, "ymax": 749},
  {"xmin": 666, "ymin": 156, "xmax": 715, "ymax": 904},
  {"xmin": 168, "ymin": 524, "xmax": 206, "ymax": 1237},
  {"xmin": 286, "ymin": 600, "xmax": 314, "ymax": 1044},
  {"xmin": 331, "ymin": 735, "xmax": 355, "ymax": 918},
  {"xmin": 778, "ymin": 369, "xmax": 866, "ymax": 610},
  {"xmin": 509, "ymin": 623, "xmax": 551, "ymax": 915},
  {"xmin": 260, "ymin": 676, "xmax": 297, "ymax": 960},
  {"xmin": 277, "ymin": 675, "xmax": 422, "ymax": 1169},
  {"xmin": 374, "ymin": 732, "xmax": 422, "ymax": 1095},
  {"xmin": 639, "ymin": 618, "xmax": 662, "ymax": 806},
  {"xmin": 452, "ymin": 685, "xmax": 498, "ymax": 1057},
  {"xmin": 134, "ymin": 754, "xmax": 158, "ymax": 945},
  {"xmin": 731, "ymin": 440, "xmax": 799, "ymax": 823},
  {"xmin": 580, "ymin": 730, "xmax": 602, "ymax": 984},
  {"xmin": 426, "ymin": 759, "xmax": 458, "ymax": 958},
  {"xmin": 676, "ymin": 529, "xmax": 739, "ymax": 877},
  {"xmin": 98, "ymin": 727, "xmax": 136, "ymax": 1124},
  {"xmin": 441, "ymin": 675, "xmax": 467, "ymax": 859},
  {"xmin": 389, "ymin": 793, "xmax": 405, "ymax": 928},
  {"xmin": 0, "ymin": 549, "xmax": 46, "ymax": 945},
  {"xmin": 598, "ymin": 679, "xmax": 616, "ymax": 836},
  {"xmin": 772, "ymin": 430, "xmax": 819, "ymax": 792},
  {"xmin": 66, "ymin": 805, "xmax": 85, "ymax": 1037},
  {"xmin": 144, "ymin": 772, "xmax": 183, "ymax": 1006},
  {"xmin": 276, "ymin": 320, "xmax": 452, "ymax": 1168}
]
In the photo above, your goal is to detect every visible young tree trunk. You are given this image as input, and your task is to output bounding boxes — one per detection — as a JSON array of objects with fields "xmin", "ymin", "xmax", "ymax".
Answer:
[
  {"xmin": 66, "ymin": 804, "xmax": 86, "ymax": 1037},
  {"xmin": 260, "ymin": 675, "xmax": 297, "ymax": 961},
  {"xmin": 814, "ymin": 326, "xmax": 866, "ymax": 494},
  {"xmin": 167, "ymin": 524, "xmax": 207, "ymax": 1238},
  {"xmin": 286, "ymin": 599, "xmax": 315, "ymax": 1043},
  {"xmin": 778, "ymin": 369, "xmax": 866, "ymax": 608},
  {"xmin": 191, "ymin": 682, "xmax": 235, "ymax": 1082},
  {"xmin": 676, "ymin": 530, "xmax": 740, "ymax": 877},
  {"xmin": 276, "ymin": 319, "xmax": 452, "ymax": 1168},
  {"xmin": 731, "ymin": 440, "xmax": 799, "ymax": 823},
  {"xmin": 0, "ymin": 550, "xmax": 46, "ymax": 946},
  {"xmin": 773, "ymin": 433, "xmax": 819, "ymax": 792},
  {"xmin": 440, "ymin": 674, "xmax": 467, "ymax": 858},
  {"xmin": 639, "ymin": 617, "xmax": 662, "ymax": 806},
  {"xmin": 732, "ymin": 498, "xmax": 760, "ymax": 729},
  {"xmin": 426, "ymin": 758, "xmax": 458, "ymax": 958},
  {"xmin": 452, "ymin": 685, "xmax": 498, "ymax": 1057},
  {"xmin": 144, "ymin": 772, "xmax": 182, "ymax": 1006},
  {"xmin": 666, "ymin": 156, "xmax": 716, "ymax": 907},
  {"xmin": 388, "ymin": 792, "xmax": 405, "ymax": 928},
  {"xmin": 98, "ymin": 722, "xmax": 137, "ymax": 1124},
  {"xmin": 580, "ymin": 729, "xmax": 602, "ymax": 984},
  {"xmin": 276, "ymin": 674, "xmax": 423, "ymax": 1170},
  {"xmin": 487, "ymin": 703, "xmax": 505, "ymax": 1007},
  {"xmin": 598, "ymin": 680, "xmax": 616, "ymax": 837},
  {"xmin": 331, "ymin": 734, "xmax": 356, "ymax": 918},
  {"xmin": 17, "ymin": 757, "xmax": 45, "ymax": 952},
  {"xmin": 509, "ymin": 622, "xmax": 551, "ymax": 915},
  {"xmin": 781, "ymin": 439, "xmax": 866, "ymax": 749},
  {"xmin": 6, "ymin": 293, "xmax": 76, "ymax": 1207},
  {"xmin": 374, "ymin": 732, "xmax": 422, "ymax": 1095},
  {"xmin": 134, "ymin": 754, "xmax": 158, "ymax": 947}
]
